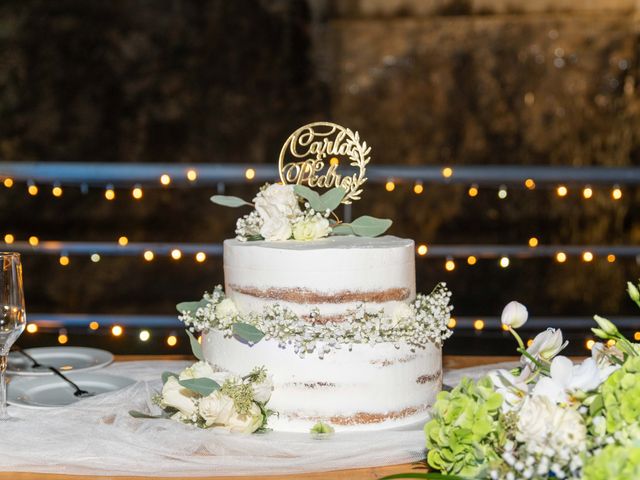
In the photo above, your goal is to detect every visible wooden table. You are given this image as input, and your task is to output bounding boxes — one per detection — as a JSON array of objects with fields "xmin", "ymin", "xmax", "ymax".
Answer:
[{"xmin": 0, "ymin": 355, "xmax": 514, "ymax": 480}]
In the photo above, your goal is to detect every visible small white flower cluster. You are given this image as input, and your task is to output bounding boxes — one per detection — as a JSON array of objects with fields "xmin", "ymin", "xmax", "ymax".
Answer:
[
  {"xmin": 235, "ymin": 210, "xmax": 262, "ymax": 241},
  {"xmin": 179, "ymin": 283, "xmax": 453, "ymax": 358},
  {"xmin": 156, "ymin": 360, "xmax": 273, "ymax": 433}
]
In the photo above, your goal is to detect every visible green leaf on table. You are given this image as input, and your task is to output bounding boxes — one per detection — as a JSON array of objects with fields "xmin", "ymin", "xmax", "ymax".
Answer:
[
  {"xmin": 232, "ymin": 322, "xmax": 265, "ymax": 344},
  {"xmin": 129, "ymin": 410, "xmax": 168, "ymax": 419},
  {"xmin": 350, "ymin": 215, "xmax": 392, "ymax": 237},
  {"xmin": 161, "ymin": 371, "xmax": 178, "ymax": 384},
  {"xmin": 318, "ymin": 187, "xmax": 346, "ymax": 212},
  {"xmin": 294, "ymin": 185, "xmax": 323, "ymax": 211},
  {"xmin": 331, "ymin": 224, "xmax": 355, "ymax": 236},
  {"xmin": 178, "ymin": 377, "xmax": 221, "ymax": 397},
  {"xmin": 186, "ymin": 329, "xmax": 204, "ymax": 361},
  {"xmin": 176, "ymin": 299, "xmax": 208, "ymax": 315},
  {"xmin": 210, "ymin": 195, "xmax": 252, "ymax": 208}
]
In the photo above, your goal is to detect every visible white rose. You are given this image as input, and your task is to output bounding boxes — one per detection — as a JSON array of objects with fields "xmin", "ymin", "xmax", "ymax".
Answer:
[
  {"xmin": 525, "ymin": 328, "xmax": 567, "ymax": 364},
  {"xmin": 251, "ymin": 375, "xmax": 274, "ymax": 404},
  {"xmin": 501, "ymin": 301, "xmax": 528, "ymax": 329},
  {"xmin": 198, "ymin": 391, "xmax": 236, "ymax": 427},
  {"xmin": 227, "ymin": 402, "xmax": 264, "ymax": 434},
  {"xmin": 391, "ymin": 303, "xmax": 414, "ymax": 327},
  {"xmin": 258, "ymin": 204, "xmax": 292, "ymax": 241},
  {"xmin": 161, "ymin": 376, "xmax": 197, "ymax": 418},
  {"xmin": 254, "ymin": 184, "xmax": 300, "ymax": 218},
  {"xmin": 292, "ymin": 217, "xmax": 331, "ymax": 241},
  {"xmin": 179, "ymin": 361, "xmax": 217, "ymax": 381},
  {"xmin": 215, "ymin": 298, "xmax": 238, "ymax": 318}
]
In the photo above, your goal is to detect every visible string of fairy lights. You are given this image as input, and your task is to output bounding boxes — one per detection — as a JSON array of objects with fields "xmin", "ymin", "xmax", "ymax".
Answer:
[{"xmin": 2, "ymin": 162, "xmax": 638, "ymax": 351}]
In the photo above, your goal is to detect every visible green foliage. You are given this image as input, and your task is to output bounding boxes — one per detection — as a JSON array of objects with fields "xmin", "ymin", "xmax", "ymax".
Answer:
[
  {"xmin": 310, "ymin": 421, "xmax": 335, "ymax": 435},
  {"xmin": 186, "ymin": 329, "xmax": 203, "ymax": 361},
  {"xmin": 232, "ymin": 322, "xmax": 265, "ymax": 344},
  {"xmin": 161, "ymin": 371, "xmax": 178, "ymax": 384},
  {"xmin": 330, "ymin": 215, "xmax": 393, "ymax": 237},
  {"xmin": 294, "ymin": 185, "xmax": 346, "ymax": 212},
  {"xmin": 178, "ymin": 377, "xmax": 221, "ymax": 396},
  {"xmin": 424, "ymin": 376, "xmax": 504, "ymax": 478},
  {"xmin": 176, "ymin": 299, "xmax": 209, "ymax": 315},
  {"xmin": 210, "ymin": 195, "xmax": 252, "ymax": 208},
  {"xmin": 294, "ymin": 185, "xmax": 323, "ymax": 210},
  {"xmin": 584, "ymin": 443, "xmax": 640, "ymax": 480},
  {"xmin": 600, "ymin": 356, "xmax": 640, "ymax": 434}
]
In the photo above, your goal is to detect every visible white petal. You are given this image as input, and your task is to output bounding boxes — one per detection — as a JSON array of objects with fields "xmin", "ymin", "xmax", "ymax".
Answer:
[{"xmin": 550, "ymin": 356, "xmax": 573, "ymax": 387}]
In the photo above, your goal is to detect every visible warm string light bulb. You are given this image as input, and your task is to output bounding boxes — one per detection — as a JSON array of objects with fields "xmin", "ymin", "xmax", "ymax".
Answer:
[
  {"xmin": 499, "ymin": 256, "xmax": 510, "ymax": 268},
  {"xmin": 473, "ymin": 319, "xmax": 485, "ymax": 331},
  {"xmin": 160, "ymin": 174, "xmax": 171, "ymax": 186},
  {"xmin": 118, "ymin": 236, "xmax": 128, "ymax": 246},
  {"xmin": 3, "ymin": 178, "xmax": 13, "ymax": 188},
  {"xmin": 89, "ymin": 321, "xmax": 100, "ymax": 330},
  {"xmin": 556, "ymin": 185, "xmax": 568, "ymax": 197},
  {"xmin": 586, "ymin": 339, "xmax": 595, "ymax": 350},
  {"xmin": 90, "ymin": 253, "xmax": 101, "ymax": 263},
  {"xmin": 497, "ymin": 185, "xmax": 508, "ymax": 199},
  {"xmin": 105, "ymin": 185, "xmax": 115, "ymax": 200},
  {"xmin": 447, "ymin": 318, "xmax": 457, "ymax": 328},
  {"xmin": 26, "ymin": 323, "xmax": 38, "ymax": 334},
  {"xmin": 417, "ymin": 244, "xmax": 428, "ymax": 256},
  {"xmin": 528, "ymin": 237, "xmax": 539, "ymax": 248},
  {"xmin": 445, "ymin": 259, "xmax": 456, "ymax": 272},
  {"xmin": 413, "ymin": 182, "xmax": 424, "ymax": 195},
  {"xmin": 143, "ymin": 250, "xmax": 154, "ymax": 261},
  {"xmin": 59, "ymin": 255, "xmax": 70, "ymax": 266},
  {"xmin": 245, "ymin": 168, "xmax": 256, "ymax": 180},
  {"xmin": 524, "ymin": 178, "xmax": 536, "ymax": 190},
  {"xmin": 4, "ymin": 234, "xmax": 14, "ymax": 244},
  {"xmin": 442, "ymin": 167, "xmax": 453, "ymax": 178},
  {"xmin": 167, "ymin": 335, "xmax": 178, "ymax": 347},
  {"xmin": 556, "ymin": 252, "xmax": 567, "ymax": 263},
  {"xmin": 582, "ymin": 186, "xmax": 593, "ymax": 199},
  {"xmin": 468, "ymin": 185, "xmax": 479, "ymax": 197},
  {"xmin": 28, "ymin": 236, "xmax": 39, "ymax": 246},
  {"xmin": 329, "ymin": 157, "xmax": 339, "ymax": 167},
  {"xmin": 612, "ymin": 186, "xmax": 622, "ymax": 200},
  {"xmin": 28, "ymin": 183, "xmax": 38, "ymax": 196},
  {"xmin": 132, "ymin": 185, "xmax": 143, "ymax": 199},
  {"xmin": 186, "ymin": 169, "xmax": 198, "ymax": 181},
  {"xmin": 385, "ymin": 180, "xmax": 395, "ymax": 192},
  {"xmin": 195, "ymin": 252, "xmax": 207, "ymax": 263},
  {"xmin": 467, "ymin": 255, "xmax": 477, "ymax": 265},
  {"xmin": 582, "ymin": 251, "xmax": 594, "ymax": 262},
  {"xmin": 52, "ymin": 185, "xmax": 63, "ymax": 197},
  {"xmin": 58, "ymin": 332, "xmax": 69, "ymax": 345},
  {"xmin": 111, "ymin": 325, "xmax": 123, "ymax": 337},
  {"xmin": 139, "ymin": 330, "xmax": 151, "ymax": 342},
  {"xmin": 171, "ymin": 249, "xmax": 182, "ymax": 260},
  {"xmin": 607, "ymin": 254, "xmax": 616, "ymax": 263}
]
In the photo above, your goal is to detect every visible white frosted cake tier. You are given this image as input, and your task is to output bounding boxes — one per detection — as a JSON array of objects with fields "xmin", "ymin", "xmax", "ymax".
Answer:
[
  {"xmin": 202, "ymin": 330, "xmax": 442, "ymax": 432},
  {"xmin": 223, "ymin": 235, "xmax": 416, "ymax": 320}
]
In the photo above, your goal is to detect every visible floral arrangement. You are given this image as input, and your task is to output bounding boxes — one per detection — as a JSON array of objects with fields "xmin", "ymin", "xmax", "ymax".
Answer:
[
  {"xmin": 394, "ymin": 280, "xmax": 640, "ymax": 480},
  {"xmin": 212, "ymin": 183, "xmax": 392, "ymax": 242},
  {"xmin": 177, "ymin": 283, "xmax": 453, "ymax": 358},
  {"xmin": 130, "ymin": 331, "xmax": 274, "ymax": 433}
]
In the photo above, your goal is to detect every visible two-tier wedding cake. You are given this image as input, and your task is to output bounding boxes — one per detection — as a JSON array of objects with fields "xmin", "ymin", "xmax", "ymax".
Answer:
[{"xmin": 178, "ymin": 122, "xmax": 453, "ymax": 432}]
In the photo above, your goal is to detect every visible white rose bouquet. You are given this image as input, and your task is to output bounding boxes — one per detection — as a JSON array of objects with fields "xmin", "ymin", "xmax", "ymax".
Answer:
[
  {"xmin": 211, "ymin": 182, "xmax": 392, "ymax": 242},
  {"xmin": 130, "ymin": 331, "xmax": 274, "ymax": 434}
]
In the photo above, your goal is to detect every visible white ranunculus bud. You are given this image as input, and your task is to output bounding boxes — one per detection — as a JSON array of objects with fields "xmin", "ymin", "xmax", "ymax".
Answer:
[
  {"xmin": 292, "ymin": 217, "xmax": 331, "ymax": 241},
  {"xmin": 525, "ymin": 328, "xmax": 566, "ymax": 363},
  {"xmin": 251, "ymin": 375, "xmax": 274, "ymax": 404},
  {"xmin": 593, "ymin": 315, "xmax": 619, "ymax": 337},
  {"xmin": 628, "ymin": 281, "xmax": 640, "ymax": 303},
  {"xmin": 258, "ymin": 204, "xmax": 292, "ymax": 241},
  {"xmin": 215, "ymin": 298, "xmax": 239, "ymax": 319},
  {"xmin": 254, "ymin": 184, "xmax": 300, "ymax": 218},
  {"xmin": 501, "ymin": 301, "xmax": 528, "ymax": 329},
  {"xmin": 161, "ymin": 376, "xmax": 197, "ymax": 418},
  {"xmin": 227, "ymin": 402, "xmax": 264, "ymax": 433},
  {"xmin": 198, "ymin": 391, "xmax": 236, "ymax": 427}
]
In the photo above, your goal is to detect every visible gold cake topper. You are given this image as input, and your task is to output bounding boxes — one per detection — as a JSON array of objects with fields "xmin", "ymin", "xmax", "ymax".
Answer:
[{"xmin": 278, "ymin": 122, "xmax": 370, "ymax": 204}]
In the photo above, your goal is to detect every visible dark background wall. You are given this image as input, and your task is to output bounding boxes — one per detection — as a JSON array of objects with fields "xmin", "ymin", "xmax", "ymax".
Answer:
[{"xmin": 0, "ymin": 0, "xmax": 639, "ymax": 321}]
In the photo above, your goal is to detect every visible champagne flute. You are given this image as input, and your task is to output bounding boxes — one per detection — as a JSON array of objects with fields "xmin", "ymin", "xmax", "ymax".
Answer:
[{"xmin": 0, "ymin": 252, "xmax": 26, "ymax": 420}]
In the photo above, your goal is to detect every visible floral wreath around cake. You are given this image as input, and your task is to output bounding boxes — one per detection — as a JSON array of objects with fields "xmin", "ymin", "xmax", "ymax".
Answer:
[{"xmin": 177, "ymin": 283, "xmax": 453, "ymax": 358}]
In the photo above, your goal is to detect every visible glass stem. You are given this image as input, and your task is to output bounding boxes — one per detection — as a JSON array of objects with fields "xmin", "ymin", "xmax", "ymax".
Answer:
[{"xmin": 0, "ymin": 355, "xmax": 7, "ymax": 420}]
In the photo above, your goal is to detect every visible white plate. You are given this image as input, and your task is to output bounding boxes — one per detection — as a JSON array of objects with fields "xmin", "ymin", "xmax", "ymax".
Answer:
[
  {"xmin": 7, "ymin": 372, "xmax": 135, "ymax": 408},
  {"xmin": 7, "ymin": 347, "xmax": 114, "ymax": 376}
]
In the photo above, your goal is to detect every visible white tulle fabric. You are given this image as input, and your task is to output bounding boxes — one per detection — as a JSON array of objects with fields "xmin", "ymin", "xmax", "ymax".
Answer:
[{"xmin": 0, "ymin": 360, "xmax": 514, "ymax": 477}]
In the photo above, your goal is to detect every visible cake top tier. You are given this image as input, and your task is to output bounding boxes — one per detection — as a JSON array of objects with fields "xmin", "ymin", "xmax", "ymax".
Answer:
[{"xmin": 223, "ymin": 235, "xmax": 412, "ymax": 251}]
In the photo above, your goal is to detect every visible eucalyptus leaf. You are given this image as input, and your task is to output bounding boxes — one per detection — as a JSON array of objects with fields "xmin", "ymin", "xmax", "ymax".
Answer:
[
  {"xmin": 293, "ymin": 185, "xmax": 323, "ymax": 211},
  {"xmin": 331, "ymin": 224, "xmax": 355, "ymax": 236},
  {"xmin": 129, "ymin": 410, "xmax": 168, "ymax": 419},
  {"xmin": 186, "ymin": 329, "xmax": 204, "ymax": 361},
  {"xmin": 232, "ymin": 322, "xmax": 265, "ymax": 344},
  {"xmin": 210, "ymin": 195, "xmax": 252, "ymax": 208},
  {"xmin": 350, "ymin": 215, "xmax": 392, "ymax": 237},
  {"xmin": 161, "ymin": 371, "xmax": 178, "ymax": 384},
  {"xmin": 178, "ymin": 377, "xmax": 220, "ymax": 397},
  {"xmin": 176, "ymin": 299, "xmax": 208, "ymax": 315},
  {"xmin": 318, "ymin": 187, "xmax": 346, "ymax": 212}
]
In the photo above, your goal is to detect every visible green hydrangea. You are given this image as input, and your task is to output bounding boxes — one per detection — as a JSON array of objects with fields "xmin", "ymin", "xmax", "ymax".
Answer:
[
  {"xmin": 599, "ymin": 356, "xmax": 640, "ymax": 442},
  {"xmin": 584, "ymin": 443, "xmax": 640, "ymax": 480},
  {"xmin": 424, "ymin": 376, "xmax": 505, "ymax": 477}
]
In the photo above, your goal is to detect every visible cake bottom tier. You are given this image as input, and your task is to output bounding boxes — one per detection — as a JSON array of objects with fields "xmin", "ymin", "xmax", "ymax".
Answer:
[{"xmin": 202, "ymin": 330, "xmax": 442, "ymax": 432}]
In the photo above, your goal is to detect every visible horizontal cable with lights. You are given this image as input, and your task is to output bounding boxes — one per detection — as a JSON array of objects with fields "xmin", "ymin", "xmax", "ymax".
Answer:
[
  {"xmin": 1, "ymin": 163, "xmax": 640, "ymax": 188},
  {"xmin": 3, "ymin": 241, "xmax": 639, "ymax": 265}
]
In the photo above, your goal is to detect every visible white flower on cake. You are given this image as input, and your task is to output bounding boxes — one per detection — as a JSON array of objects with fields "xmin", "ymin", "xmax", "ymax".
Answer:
[
  {"xmin": 178, "ymin": 360, "xmax": 217, "ymax": 381},
  {"xmin": 254, "ymin": 184, "xmax": 300, "ymax": 219},
  {"xmin": 258, "ymin": 204, "xmax": 293, "ymax": 241},
  {"xmin": 161, "ymin": 376, "xmax": 197, "ymax": 418},
  {"xmin": 227, "ymin": 402, "xmax": 263, "ymax": 433},
  {"xmin": 215, "ymin": 298, "xmax": 239, "ymax": 319},
  {"xmin": 391, "ymin": 303, "xmax": 414, "ymax": 326},
  {"xmin": 523, "ymin": 328, "xmax": 567, "ymax": 365},
  {"xmin": 198, "ymin": 391, "xmax": 236, "ymax": 427},
  {"xmin": 500, "ymin": 301, "xmax": 528, "ymax": 329},
  {"xmin": 292, "ymin": 215, "xmax": 331, "ymax": 241},
  {"xmin": 251, "ymin": 374, "xmax": 274, "ymax": 403}
]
